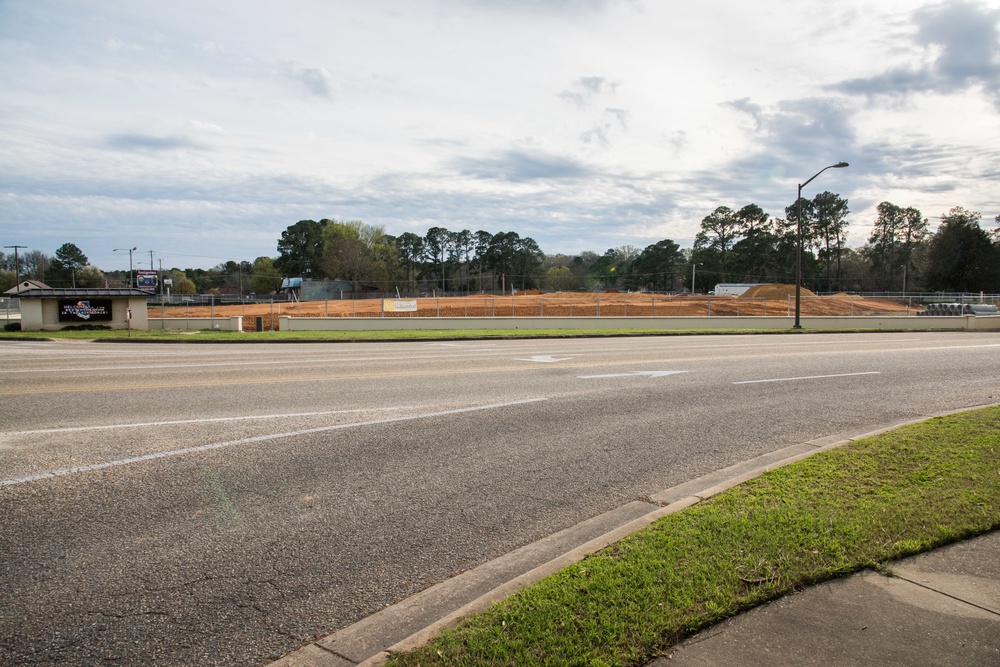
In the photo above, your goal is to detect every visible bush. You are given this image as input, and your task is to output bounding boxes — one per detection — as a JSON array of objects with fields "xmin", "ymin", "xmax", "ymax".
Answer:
[{"xmin": 4, "ymin": 322, "xmax": 21, "ymax": 332}]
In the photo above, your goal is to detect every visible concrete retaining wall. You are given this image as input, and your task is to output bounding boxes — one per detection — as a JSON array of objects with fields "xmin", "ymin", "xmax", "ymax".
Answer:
[
  {"xmin": 149, "ymin": 316, "xmax": 244, "ymax": 331},
  {"xmin": 276, "ymin": 315, "xmax": 1000, "ymax": 332}
]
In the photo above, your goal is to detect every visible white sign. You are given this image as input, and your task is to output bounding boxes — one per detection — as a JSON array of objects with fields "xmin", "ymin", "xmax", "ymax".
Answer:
[{"xmin": 383, "ymin": 299, "xmax": 418, "ymax": 313}]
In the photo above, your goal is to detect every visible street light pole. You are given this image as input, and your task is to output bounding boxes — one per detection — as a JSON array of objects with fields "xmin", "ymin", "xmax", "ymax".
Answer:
[
  {"xmin": 691, "ymin": 262, "xmax": 702, "ymax": 295},
  {"xmin": 114, "ymin": 247, "xmax": 138, "ymax": 288},
  {"xmin": 794, "ymin": 162, "xmax": 849, "ymax": 329}
]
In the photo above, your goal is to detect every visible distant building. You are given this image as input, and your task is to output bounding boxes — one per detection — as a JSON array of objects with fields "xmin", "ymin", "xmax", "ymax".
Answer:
[
  {"xmin": 5, "ymin": 279, "xmax": 50, "ymax": 295},
  {"xmin": 280, "ymin": 278, "xmax": 354, "ymax": 301}
]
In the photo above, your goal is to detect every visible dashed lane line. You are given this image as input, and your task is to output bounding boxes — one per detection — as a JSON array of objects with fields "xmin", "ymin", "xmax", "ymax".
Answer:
[
  {"xmin": 733, "ymin": 371, "xmax": 881, "ymax": 385},
  {"xmin": 0, "ymin": 398, "xmax": 548, "ymax": 487},
  {"xmin": 0, "ymin": 408, "xmax": 380, "ymax": 436}
]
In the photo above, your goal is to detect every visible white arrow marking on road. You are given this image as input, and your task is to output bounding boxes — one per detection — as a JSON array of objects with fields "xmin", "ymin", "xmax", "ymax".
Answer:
[
  {"xmin": 519, "ymin": 356, "xmax": 574, "ymax": 363},
  {"xmin": 578, "ymin": 371, "xmax": 689, "ymax": 379}
]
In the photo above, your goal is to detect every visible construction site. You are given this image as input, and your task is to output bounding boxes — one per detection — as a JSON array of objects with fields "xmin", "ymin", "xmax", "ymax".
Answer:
[{"xmin": 148, "ymin": 284, "xmax": 918, "ymax": 331}]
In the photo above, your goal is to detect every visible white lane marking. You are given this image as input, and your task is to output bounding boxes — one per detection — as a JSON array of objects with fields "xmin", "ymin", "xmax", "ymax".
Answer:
[
  {"xmin": 0, "ymin": 398, "xmax": 548, "ymax": 487},
  {"xmin": 0, "ymin": 358, "xmax": 389, "ymax": 374},
  {"xmin": 429, "ymin": 343, "xmax": 498, "ymax": 350},
  {"xmin": 579, "ymin": 371, "xmax": 689, "ymax": 379},
  {"xmin": 1, "ymin": 408, "xmax": 377, "ymax": 436},
  {"xmin": 733, "ymin": 372, "xmax": 881, "ymax": 385},
  {"xmin": 0, "ymin": 353, "xmax": 507, "ymax": 374},
  {"xmin": 519, "ymin": 356, "xmax": 574, "ymax": 363}
]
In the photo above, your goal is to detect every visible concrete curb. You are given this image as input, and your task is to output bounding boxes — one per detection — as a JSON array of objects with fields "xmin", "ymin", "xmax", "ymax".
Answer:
[{"xmin": 266, "ymin": 405, "xmax": 1000, "ymax": 667}]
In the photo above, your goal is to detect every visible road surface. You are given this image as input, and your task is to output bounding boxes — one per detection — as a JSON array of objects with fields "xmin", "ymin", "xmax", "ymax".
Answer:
[{"xmin": 1, "ymin": 332, "xmax": 998, "ymax": 665}]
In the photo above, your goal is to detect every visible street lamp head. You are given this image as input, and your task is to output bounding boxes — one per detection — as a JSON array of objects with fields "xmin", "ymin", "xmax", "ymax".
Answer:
[{"xmin": 833, "ymin": 162, "xmax": 849, "ymax": 168}]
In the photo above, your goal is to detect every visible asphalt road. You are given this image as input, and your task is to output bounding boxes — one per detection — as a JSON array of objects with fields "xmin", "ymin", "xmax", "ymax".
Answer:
[{"xmin": 1, "ymin": 332, "xmax": 998, "ymax": 666}]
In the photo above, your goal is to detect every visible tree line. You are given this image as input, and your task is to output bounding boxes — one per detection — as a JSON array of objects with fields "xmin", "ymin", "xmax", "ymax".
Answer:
[
  {"xmin": 688, "ymin": 196, "xmax": 1000, "ymax": 294},
  {"xmin": 4, "ymin": 197, "xmax": 999, "ymax": 297}
]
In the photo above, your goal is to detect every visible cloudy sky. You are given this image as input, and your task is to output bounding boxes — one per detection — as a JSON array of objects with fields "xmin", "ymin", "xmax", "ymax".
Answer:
[{"xmin": 2, "ymin": 0, "xmax": 1000, "ymax": 271}]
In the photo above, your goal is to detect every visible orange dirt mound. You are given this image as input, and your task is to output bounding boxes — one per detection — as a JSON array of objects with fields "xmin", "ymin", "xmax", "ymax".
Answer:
[{"xmin": 740, "ymin": 283, "xmax": 816, "ymax": 299}]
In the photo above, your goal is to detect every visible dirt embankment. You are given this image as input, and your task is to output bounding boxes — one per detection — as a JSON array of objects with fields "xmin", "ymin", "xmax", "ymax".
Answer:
[{"xmin": 149, "ymin": 286, "xmax": 915, "ymax": 330}]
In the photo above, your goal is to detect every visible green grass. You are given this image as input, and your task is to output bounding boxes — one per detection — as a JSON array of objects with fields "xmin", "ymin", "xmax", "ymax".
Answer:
[
  {"xmin": 0, "ymin": 327, "xmax": 918, "ymax": 342},
  {"xmin": 387, "ymin": 406, "xmax": 1000, "ymax": 667}
]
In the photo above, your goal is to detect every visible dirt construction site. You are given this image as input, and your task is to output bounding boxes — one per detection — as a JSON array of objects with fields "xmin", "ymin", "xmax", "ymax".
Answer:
[{"xmin": 149, "ymin": 284, "xmax": 918, "ymax": 331}]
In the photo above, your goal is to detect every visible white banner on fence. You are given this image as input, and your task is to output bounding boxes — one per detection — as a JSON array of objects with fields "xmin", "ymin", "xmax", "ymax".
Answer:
[{"xmin": 383, "ymin": 299, "xmax": 418, "ymax": 313}]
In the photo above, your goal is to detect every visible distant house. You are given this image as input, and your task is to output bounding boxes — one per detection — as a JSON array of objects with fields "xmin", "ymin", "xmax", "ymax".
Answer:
[{"xmin": 5, "ymin": 279, "xmax": 50, "ymax": 295}]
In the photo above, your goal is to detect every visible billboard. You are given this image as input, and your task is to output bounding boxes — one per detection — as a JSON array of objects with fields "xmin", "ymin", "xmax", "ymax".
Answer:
[
  {"xmin": 58, "ymin": 300, "xmax": 113, "ymax": 322},
  {"xmin": 136, "ymin": 270, "xmax": 158, "ymax": 289}
]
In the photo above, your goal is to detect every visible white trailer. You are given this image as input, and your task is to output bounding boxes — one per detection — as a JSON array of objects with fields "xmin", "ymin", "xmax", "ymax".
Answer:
[{"xmin": 712, "ymin": 283, "xmax": 760, "ymax": 297}]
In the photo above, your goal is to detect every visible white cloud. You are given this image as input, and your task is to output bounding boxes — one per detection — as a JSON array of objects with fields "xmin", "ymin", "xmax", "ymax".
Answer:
[
  {"xmin": 103, "ymin": 37, "xmax": 142, "ymax": 52},
  {"xmin": 279, "ymin": 61, "xmax": 335, "ymax": 98},
  {"xmin": 1, "ymin": 0, "xmax": 999, "ymax": 267}
]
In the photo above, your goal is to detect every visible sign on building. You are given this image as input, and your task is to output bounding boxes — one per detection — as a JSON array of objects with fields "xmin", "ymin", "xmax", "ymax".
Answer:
[{"xmin": 58, "ymin": 299, "xmax": 113, "ymax": 322}]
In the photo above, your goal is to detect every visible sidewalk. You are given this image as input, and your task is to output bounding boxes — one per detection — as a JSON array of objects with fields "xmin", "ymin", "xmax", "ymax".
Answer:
[{"xmin": 651, "ymin": 530, "xmax": 1000, "ymax": 667}]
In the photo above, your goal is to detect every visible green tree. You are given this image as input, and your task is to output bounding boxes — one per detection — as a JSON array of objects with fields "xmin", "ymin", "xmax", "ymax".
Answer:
[
  {"xmin": 472, "ymin": 231, "xmax": 494, "ymax": 291},
  {"xmin": 513, "ymin": 236, "xmax": 545, "ymax": 289},
  {"xmin": 276, "ymin": 219, "xmax": 329, "ymax": 279},
  {"xmin": 925, "ymin": 207, "xmax": 1000, "ymax": 292},
  {"xmin": 695, "ymin": 206, "xmax": 741, "ymax": 283},
  {"xmin": 19, "ymin": 250, "xmax": 50, "ymax": 283},
  {"xmin": 321, "ymin": 220, "xmax": 399, "ymax": 291},
  {"xmin": 76, "ymin": 265, "xmax": 104, "ymax": 288},
  {"xmin": 631, "ymin": 239, "xmax": 683, "ymax": 292},
  {"xmin": 588, "ymin": 248, "xmax": 623, "ymax": 289},
  {"xmin": 0, "ymin": 268, "xmax": 15, "ymax": 293},
  {"xmin": 811, "ymin": 192, "xmax": 850, "ymax": 291},
  {"xmin": 730, "ymin": 204, "xmax": 776, "ymax": 284},
  {"xmin": 396, "ymin": 232, "xmax": 425, "ymax": 292},
  {"xmin": 484, "ymin": 231, "xmax": 519, "ymax": 291},
  {"xmin": 249, "ymin": 257, "xmax": 282, "ymax": 294},
  {"xmin": 867, "ymin": 202, "xmax": 927, "ymax": 291},
  {"xmin": 170, "ymin": 271, "xmax": 197, "ymax": 295},
  {"xmin": 48, "ymin": 243, "xmax": 89, "ymax": 287},
  {"xmin": 423, "ymin": 226, "xmax": 452, "ymax": 290},
  {"xmin": 543, "ymin": 266, "xmax": 576, "ymax": 291}
]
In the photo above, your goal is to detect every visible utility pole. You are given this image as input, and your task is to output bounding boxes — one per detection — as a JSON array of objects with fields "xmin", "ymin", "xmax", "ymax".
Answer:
[
  {"xmin": 4, "ymin": 245, "xmax": 27, "ymax": 291},
  {"xmin": 114, "ymin": 246, "xmax": 137, "ymax": 288}
]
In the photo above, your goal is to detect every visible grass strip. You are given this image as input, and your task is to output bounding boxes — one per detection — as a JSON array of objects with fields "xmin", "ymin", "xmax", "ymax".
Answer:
[{"xmin": 387, "ymin": 406, "xmax": 1000, "ymax": 667}]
